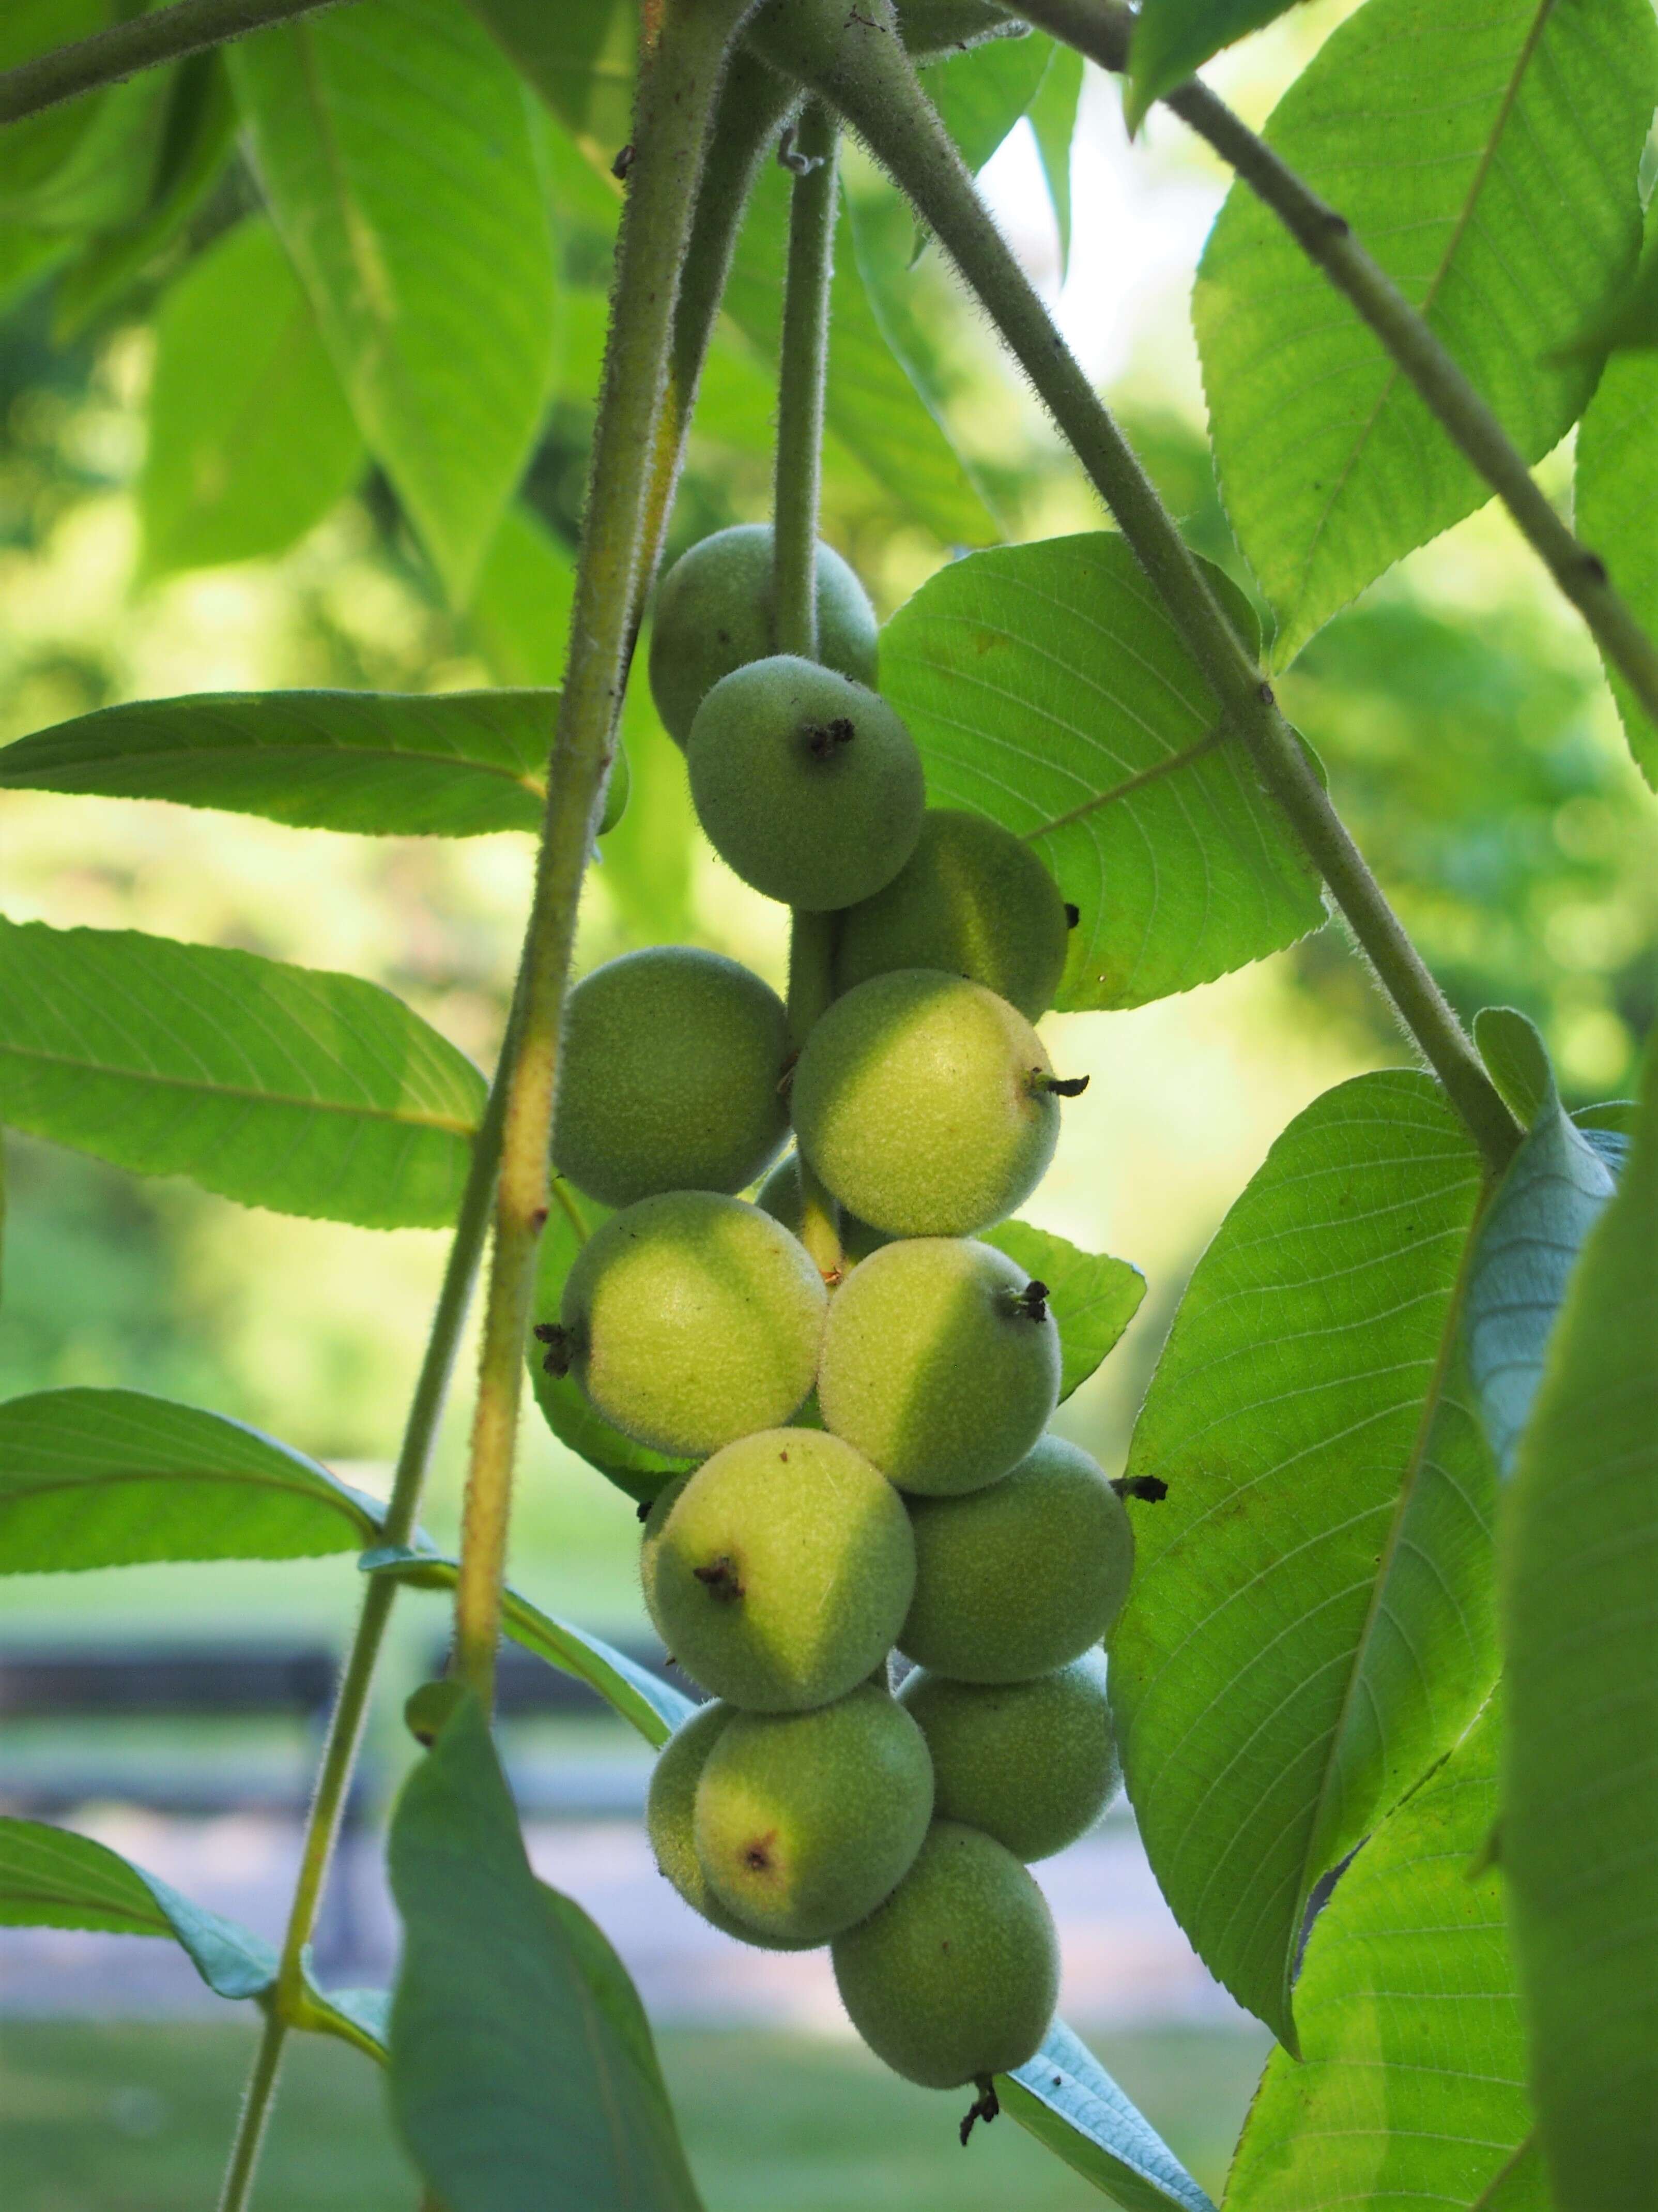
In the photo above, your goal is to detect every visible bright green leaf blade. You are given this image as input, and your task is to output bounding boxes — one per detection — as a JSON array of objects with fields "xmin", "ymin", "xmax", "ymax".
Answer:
[
  {"xmin": 1111, "ymin": 1071, "xmax": 1497, "ymax": 2044},
  {"xmin": 1228, "ymin": 1701, "xmax": 1543, "ymax": 2212},
  {"xmin": 1001, "ymin": 2019, "xmax": 1215, "ymax": 2212},
  {"xmin": 879, "ymin": 533, "xmax": 1324, "ymax": 1010},
  {"xmin": 1575, "ymin": 348, "xmax": 1658, "ymax": 784},
  {"xmin": 1502, "ymin": 1036, "xmax": 1658, "ymax": 2210},
  {"xmin": 528, "ymin": 1182, "xmax": 693, "ymax": 1507},
  {"xmin": 1027, "ymin": 40, "xmax": 1084, "ymax": 273},
  {"xmin": 979, "ymin": 1220, "xmax": 1145, "ymax": 1401},
  {"xmin": 466, "ymin": 0, "xmax": 635, "ymax": 174},
  {"xmin": 0, "ymin": 686, "xmax": 559, "ymax": 836},
  {"xmin": 1127, "ymin": 2, "xmax": 1299, "ymax": 130},
  {"xmin": 0, "ymin": 1816, "xmax": 277, "ymax": 2002},
  {"xmin": 0, "ymin": 1386, "xmax": 381, "ymax": 1573},
  {"xmin": 1475, "ymin": 1006, "xmax": 1555, "ymax": 1132},
  {"xmin": 467, "ymin": 504, "xmax": 575, "ymax": 691},
  {"xmin": 927, "ymin": 25, "xmax": 1053, "ymax": 176},
  {"xmin": 1464, "ymin": 1093, "xmax": 1616, "ymax": 1480},
  {"xmin": 362, "ymin": 1544, "xmax": 694, "ymax": 1747},
  {"xmin": 388, "ymin": 1691, "xmax": 704, "ymax": 2212},
  {"xmin": 0, "ymin": 917, "xmax": 484, "ymax": 1230},
  {"xmin": 228, "ymin": 0, "xmax": 559, "ymax": 604},
  {"xmin": 1195, "ymin": 0, "xmax": 1656, "ymax": 669},
  {"xmin": 138, "ymin": 218, "xmax": 362, "ymax": 578}
]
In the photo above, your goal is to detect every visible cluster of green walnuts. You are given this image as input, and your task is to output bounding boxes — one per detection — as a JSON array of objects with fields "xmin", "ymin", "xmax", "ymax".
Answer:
[{"xmin": 536, "ymin": 524, "xmax": 1135, "ymax": 2101}]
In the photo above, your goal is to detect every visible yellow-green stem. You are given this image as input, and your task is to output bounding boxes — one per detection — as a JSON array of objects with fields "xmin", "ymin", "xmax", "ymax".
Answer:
[
  {"xmin": 773, "ymin": 100, "xmax": 840, "ymax": 658},
  {"xmin": 786, "ymin": 910, "xmax": 845, "ymax": 1280}
]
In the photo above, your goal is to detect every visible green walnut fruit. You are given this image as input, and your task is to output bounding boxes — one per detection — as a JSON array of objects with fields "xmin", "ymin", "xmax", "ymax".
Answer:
[
  {"xmin": 554, "ymin": 947, "xmax": 789, "ymax": 1208},
  {"xmin": 900, "ymin": 1435, "xmax": 1134, "ymax": 1682},
  {"xmin": 642, "ymin": 1427, "xmax": 914, "ymax": 1711},
  {"xmin": 694, "ymin": 1683, "xmax": 933, "ymax": 1942},
  {"xmin": 792, "ymin": 970, "xmax": 1082, "ymax": 1237},
  {"xmin": 833, "ymin": 810, "xmax": 1071, "ymax": 1021},
  {"xmin": 818, "ymin": 1238, "xmax": 1059, "ymax": 1496},
  {"xmin": 687, "ymin": 656, "xmax": 925, "ymax": 911},
  {"xmin": 646, "ymin": 1701, "xmax": 816, "ymax": 1950},
  {"xmin": 757, "ymin": 1152, "xmax": 890, "ymax": 1265},
  {"xmin": 541, "ymin": 1192, "xmax": 825, "ymax": 1458},
  {"xmin": 831, "ymin": 1821, "xmax": 1059, "ymax": 2088},
  {"xmin": 649, "ymin": 522, "xmax": 879, "ymax": 747},
  {"xmin": 898, "ymin": 1652, "xmax": 1119, "ymax": 1861}
]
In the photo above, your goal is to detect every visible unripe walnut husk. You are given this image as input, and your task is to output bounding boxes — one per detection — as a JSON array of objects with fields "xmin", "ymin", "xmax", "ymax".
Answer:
[{"xmin": 646, "ymin": 1701, "xmax": 818, "ymax": 1950}]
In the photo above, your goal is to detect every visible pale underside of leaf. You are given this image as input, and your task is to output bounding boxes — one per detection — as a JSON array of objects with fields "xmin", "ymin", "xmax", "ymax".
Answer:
[{"xmin": 1001, "ymin": 2019, "xmax": 1216, "ymax": 2212}]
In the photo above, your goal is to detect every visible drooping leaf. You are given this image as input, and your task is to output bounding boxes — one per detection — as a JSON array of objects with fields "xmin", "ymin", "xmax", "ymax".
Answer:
[
  {"xmin": 137, "ymin": 218, "xmax": 363, "ymax": 578},
  {"xmin": 1111, "ymin": 1071, "xmax": 1497, "ymax": 2045},
  {"xmin": 979, "ymin": 1220, "xmax": 1145, "ymax": 1402},
  {"xmin": 0, "ymin": 1816, "xmax": 277, "ymax": 2002},
  {"xmin": 926, "ymin": 24, "xmax": 1053, "ymax": 177},
  {"xmin": 528, "ymin": 1182, "xmax": 694, "ymax": 1506},
  {"xmin": 1502, "ymin": 1035, "xmax": 1658, "ymax": 2211},
  {"xmin": 300, "ymin": 1973, "xmax": 392, "ymax": 2061},
  {"xmin": 0, "ymin": 1386, "xmax": 382, "ymax": 1573},
  {"xmin": 1195, "ymin": 0, "xmax": 1657, "ymax": 669},
  {"xmin": 0, "ymin": 917, "xmax": 485, "ymax": 1230},
  {"xmin": 1228, "ymin": 1700, "xmax": 1544, "ymax": 2212},
  {"xmin": 1126, "ymin": 2, "xmax": 1302, "ymax": 131},
  {"xmin": 1574, "ymin": 346, "xmax": 1658, "ymax": 785},
  {"xmin": 361, "ymin": 1544, "xmax": 694, "ymax": 1746},
  {"xmin": 1000, "ymin": 2019, "xmax": 1215, "ymax": 2212},
  {"xmin": 228, "ymin": 0, "xmax": 559, "ymax": 604},
  {"xmin": 388, "ymin": 1691, "xmax": 704, "ymax": 2212},
  {"xmin": 0, "ymin": 685, "xmax": 564, "ymax": 837},
  {"xmin": 466, "ymin": 0, "xmax": 635, "ymax": 175},
  {"xmin": 1027, "ymin": 40, "xmax": 1084, "ymax": 273},
  {"xmin": 879, "ymin": 533, "xmax": 1324, "ymax": 1011}
]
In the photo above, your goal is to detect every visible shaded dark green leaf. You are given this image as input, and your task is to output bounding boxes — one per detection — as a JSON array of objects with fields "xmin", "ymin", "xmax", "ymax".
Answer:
[
  {"xmin": 926, "ymin": 24, "xmax": 1052, "ymax": 176},
  {"xmin": 1000, "ymin": 2019, "xmax": 1215, "ymax": 2212},
  {"xmin": 1575, "ymin": 343, "xmax": 1658, "ymax": 784},
  {"xmin": 979, "ymin": 1220, "xmax": 1145, "ymax": 1402},
  {"xmin": 466, "ymin": 0, "xmax": 635, "ymax": 172},
  {"xmin": 1127, "ymin": 2, "xmax": 1301, "ymax": 130}
]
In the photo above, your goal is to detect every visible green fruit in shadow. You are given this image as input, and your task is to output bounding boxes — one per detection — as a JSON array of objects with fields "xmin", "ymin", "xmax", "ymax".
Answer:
[
  {"xmin": 834, "ymin": 811, "xmax": 1070, "ymax": 1021},
  {"xmin": 818, "ymin": 1238, "xmax": 1060, "ymax": 1495},
  {"xmin": 792, "ymin": 970, "xmax": 1077, "ymax": 1237},
  {"xmin": 694, "ymin": 1682, "xmax": 933, "ymax": 1942},
  {"xmin": 900, "ymin": 1435, "xmax": 1133, "ymax": 1681},
  {"xmin": 757, "ymin": 1152, "xmax": 891, "ymax": 1265},
  {"xmin": 641, "ymin": 1427, "xmax": 914, "ymax": 1711},
  {"xmin": 646, "ymin": 1700, "xmax": 818, "ymax": 1949},
  {"xmin": 898, "ymin": 1652, "xmax": 1120, "ymax": 1861},
  {"xmin": 649, "ymin": 522, "xmax": 878, "ymax": 747},
  {"xmin": 546, "ymin": 1192, "xmax": 825, "ymax": 1457},
  {"xmin": 554, "ymin": 947, "xmax": 789, "ymax": 1207},
  {"xmin": 687, "ymin": 656, "xmax": 925, "ymax": 911},
  {"xmin": 831, "ymin": 1821, "xmax": 1059, "ymax": 2088}
]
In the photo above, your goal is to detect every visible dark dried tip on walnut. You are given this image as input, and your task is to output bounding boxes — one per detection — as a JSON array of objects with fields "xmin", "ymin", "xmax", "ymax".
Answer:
[
  {"xmin": 1011, "ymin": 1278, "xmax": 1049, "ymax": 1325},
  {"xmin": 1064, "ymin": 902, "xmax": 1080, "ymax": 928},
  {"xmin": 1029, "ymin": 1069, "xmax": 1090, "ymax": 1099},
  {"xmin": 693, "ymin": 1555, "xmax": 745, "ymax": 1603},
  {"xmin": 1113, "ymin": 1474, "xmax": 1169, "ymax": 1502},
  {"xmin": 803, "ymin": 715, "xmax": 856, "ymax": 760},
  {"xmin": 635, "ymin": 1499, "xmax": 652, "ymax": 1523},
  {"xmin": 611, "ymin": 142, "xmax": 635, "ymax": 179},
  {"xmin": 533, "ymin": 1321, "xmax": 576, "ymax": 1378},
  {"xmin": 958, "ymin": 2078, "xmax": 1001, "ymax": 2146}
]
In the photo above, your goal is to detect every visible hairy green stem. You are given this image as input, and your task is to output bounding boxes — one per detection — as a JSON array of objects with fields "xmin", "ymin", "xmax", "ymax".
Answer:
[
  {"xmin": 1019, "ymin": 0, "xmax": 1658, "ymax": 738},
  {"xmin": 748, "ymin": 0, "xmax": 1521, "ymax": 1174},
  {"xmin": 786, "ymin": 911, "xmax": 846, "ymax": 1281},
  {"xmin": 774, "ymin": 100, "xmax": 840, "ymax": 658},
  {"xmin": 217, "ymin": 2004, "xmax": 287, "ymax": 2212},
  {"xmin": 0, "ymin": 0, "xmax": 351, "ymax": 123},
  {"xmin": 453, "ymin": 0, "xmax": 756, "ymax": 1706}
]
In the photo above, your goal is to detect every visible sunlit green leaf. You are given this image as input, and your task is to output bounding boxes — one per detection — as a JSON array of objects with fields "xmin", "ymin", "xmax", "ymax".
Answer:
[
  {"xmin": 137, "ymin": 218, "xmax": 362, "ymax": 577},
  {"xmin": 0, "ymin": 918, "xmax": 485, "ymax": 1230},
  {"xmin": 1575, "ymin": 345, "xmax": 1658, "ymax": 785},
  {"xmin": 979, "ymin": 1220, "xmax": 1145, "ymax": 1402},
  {"xmin": 1111, "ymin": 1071, "xmax": 1496, "ymax": 2044},
  {"xmin": 1127, "ymin": 1, "xmax": 1301, "ymax": 130},
  {"xmin": 0, "ymin": 1386, "xmax": 382, "ymax": 1573},
  {"xmin": 229, "ymin": 0, "xmax": 559, "ymax": 603},
  {"xmin": 1027, "ymin": 41, "xmax": 1084, "ymax": 273},
  {"xmin": 926, "ymin": 24, "xmax": 1052, "ymax": 176},
  {"xmin": 1196, "ymin": 0, "xmax": 1656, "ymax": 668},
  {"xmin": 388, "ymin": 1691, "xmax": 703, "ymax": 2211},
  {"xmin": 879, "ymin": 533, "xmax": 1324, "ymax": 1011},
  {"xmin": 1502, "ymin": 1035, "xmax": 1658, "ymax": 2211},
  {"xmin": 1000, "ymin": 2019, "xmax": 1215, "ymax": 2212},
  {"xmin": 1228, "ymin": 1701, "xmax": 1543, "ymax": 2212}
]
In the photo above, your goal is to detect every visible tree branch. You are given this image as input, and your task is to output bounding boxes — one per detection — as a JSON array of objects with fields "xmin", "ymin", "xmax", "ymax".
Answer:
[{"xmin": 0, "ymin": 0, "xmax": 352, "ymax": 124}]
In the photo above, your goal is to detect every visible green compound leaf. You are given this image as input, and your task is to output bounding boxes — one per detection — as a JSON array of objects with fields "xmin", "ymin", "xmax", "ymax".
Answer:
[
  {"xmin": 879, "ymin": 533, "xmax": 1324, "ymax": 1011},
  {"xmin": 979, "ymin": 1221, "xmax": 1145, "ymax": 1402},
  {"xmin": 1575, "ymin": 346, "xmax": 1658, "ymax": 785},
  {"xmin": 1127, "ymin": 2, "xmax": 1302, "ymax": 131},
  {"xmin": 138, "ymin": 218, "xmax": 363, "ymax": 579},
  {"xmin": 0, "ymin": 918, "xmax": 485, "ymax": 1230},
  {"xmin": 388, "ymin": 1691, "xmax": 704, "ymax": 2212},
  {"xmin": 0, "ymin": 1386, "xmax": 382, "ymax": 1574},
  {"xmin": 1111, "ymin": 1071, "xmax": 1497, "ymax": 2046},
  {"xmin": 0, "ymin": 1816, "xmax": 277, "ymax": 2002},
  {"xmin": 1001, "ymin": 2019, "xmax": 1215, "ymax": 2212},
  {"xmin": 1228, "ymin": 1700, "xmax": 1542, "ymax": 2212},
  {"xmin": 228, "ymin": 0, "xmax": 558, "ymax": 605},
  {"xmin": 1196, "ymin": 0, "xmax": 1657, "ymax": 670},
  {"xmin": 362, "ymin": 1545, "xmax": 694, "ymax": 1748},
  {"xmin": 529, "ymin": 1182, "xmax": 694, "ymax": 1508},
  {"xmin": 1502, "ymin": 1035, "xmax": 1658, "ymax": 2212},
  {"xmin": 0, "ymin": 686, "xmax": 564, "ymax": 838}
]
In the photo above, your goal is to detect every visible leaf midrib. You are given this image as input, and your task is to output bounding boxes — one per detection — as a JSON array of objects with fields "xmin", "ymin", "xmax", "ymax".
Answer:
[{"xmin": 0, "ymin": 1463, "xmax": 372, "ymax": 1523}]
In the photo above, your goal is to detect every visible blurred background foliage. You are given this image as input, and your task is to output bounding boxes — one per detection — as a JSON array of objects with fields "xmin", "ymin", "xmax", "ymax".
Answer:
[{"xmin": 1, "ymin": 0, "xmax": 1654, "ymax": 1640}]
